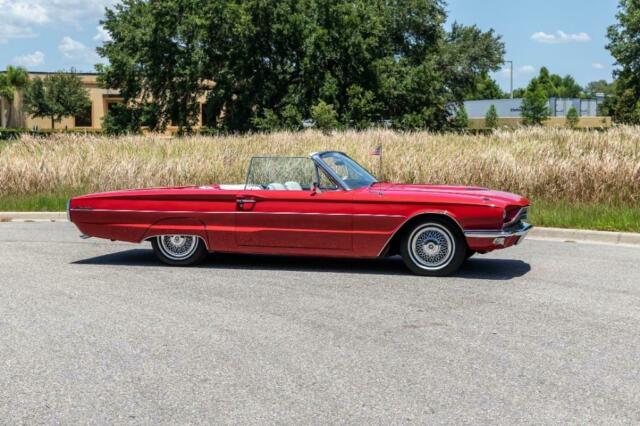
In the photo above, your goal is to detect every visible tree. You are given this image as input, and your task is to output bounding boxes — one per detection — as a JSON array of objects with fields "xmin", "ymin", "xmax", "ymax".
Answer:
[
  {"xmin": 512, "ymin": 88, "xmax": 526, "ymax": 98},
  {"xmin": 98, "ymin": 0, "xmax": 505, "ymax": 132},
  {"xmin": 465, "ymin": 72, "xmax": 505, "ymax": 100},
  {"xmin": 566, "ymin": 106, "xmax": 579, "ymax": 129},
  {"xmin": 607, "ymin": 0, "xmax": 640, "ymax": 123},
  {"xmin": 97, "ymin": 0, "xmax": 206, "ymax": 132},
  {"xmin": 521, "ymin": 82, "xmax": 549, "ymax": 125},
  {"xmin": 485, "ymin": 104, "xmax": 498, "ymax": 128},
  {"xmin": 525, "ymin": 67, "xmax": 582, "ymax": 99},
  {"xmin": 584, "ymin": 80, "xmax": 616, "ymax": 97},
  {"xmin": 0, "ymin": 66, "xmax": 29, "ymax": 128},
  {"xmin": 23, "ymin": 71, "xmax": 91, "ymax": 129},
  {"xmin": 311, "ymin": 100, "xmax": 338, "ymax": 133},
  {"xmin": 585, "ymin": 80, "xmax": 618, "ymax": 116},
  {"xmin": 452, "ymin": 106, "xmax": 469, "ymax": 129},
  {"xmin": 102, "ymin": 103, "xmax": 159, "ymax": 135}
]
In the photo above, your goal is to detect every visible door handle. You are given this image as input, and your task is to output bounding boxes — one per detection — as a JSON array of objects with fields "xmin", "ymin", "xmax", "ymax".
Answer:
[{"xmin": 236, "ymin": 197, "xmax": 256, "ymax": 210}]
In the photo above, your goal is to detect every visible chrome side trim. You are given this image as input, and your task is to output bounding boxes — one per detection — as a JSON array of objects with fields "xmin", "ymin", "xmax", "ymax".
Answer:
[
  {"xmin": 464, "ymin": 222, "xmax": 533, "ymax": 239},
  {"xmin": 70, "ymin": 208, "xmax": 404, "ymax": 218}
]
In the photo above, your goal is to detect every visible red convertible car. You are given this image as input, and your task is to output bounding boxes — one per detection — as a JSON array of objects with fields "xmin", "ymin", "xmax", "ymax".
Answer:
[{"xmin": 68, "ymin": 151, "xmax": 531, "ymax": 276}]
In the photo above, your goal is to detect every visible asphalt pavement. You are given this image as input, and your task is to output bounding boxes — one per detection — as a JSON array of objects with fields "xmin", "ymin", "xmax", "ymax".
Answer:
[{"xmin": 1, "ymin": 222, "xmax": 640, "ymax": 425}]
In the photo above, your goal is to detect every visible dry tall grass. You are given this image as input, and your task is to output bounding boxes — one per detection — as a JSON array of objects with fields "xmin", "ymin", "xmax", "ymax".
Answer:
[{"xmin": 1, "ymin": 127, "xmax": 639, "ymax": 204}]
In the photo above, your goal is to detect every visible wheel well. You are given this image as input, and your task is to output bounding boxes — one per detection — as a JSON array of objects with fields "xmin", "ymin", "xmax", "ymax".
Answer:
[{"xmin": 380, "ymin": 213, "xmax": 466, "ymax": 257}]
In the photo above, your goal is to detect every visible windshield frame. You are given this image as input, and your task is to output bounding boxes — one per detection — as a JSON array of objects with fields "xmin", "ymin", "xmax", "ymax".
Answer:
[{"xmin": 311, "ymin": 151, "xmax": 378, "ymax": 191}]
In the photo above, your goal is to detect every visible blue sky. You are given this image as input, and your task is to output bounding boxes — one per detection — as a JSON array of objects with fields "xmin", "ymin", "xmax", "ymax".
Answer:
[
  {"xmin": 446, "ymin": 0, "xmax": 619, "ymax": 90},
  {"xmin": 0, "ymin": 0, "xmax": 619, "ymax": 91}
]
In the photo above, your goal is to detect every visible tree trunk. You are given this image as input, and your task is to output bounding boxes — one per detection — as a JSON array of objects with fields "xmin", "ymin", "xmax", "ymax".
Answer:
[
  {"xmin": 51, "ymin": 116, "xmax": 55, "ymax": 130},
  {"xmin": 6, "ymin": 100, "xmax": 12, "ymax": 128}
]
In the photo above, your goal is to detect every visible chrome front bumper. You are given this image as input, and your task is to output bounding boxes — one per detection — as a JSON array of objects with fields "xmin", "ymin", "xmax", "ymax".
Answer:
[
  {"xmin": 464, "ymin": 222, "xmax": 533, "ymax": 247},
  {"xmin": 464, "ymin": 222, "xmax": 533, "ymax": 239}
]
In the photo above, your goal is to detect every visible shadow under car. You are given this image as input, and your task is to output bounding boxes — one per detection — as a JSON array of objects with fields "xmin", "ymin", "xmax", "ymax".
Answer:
[{"xmin": 73, "ymin": 249, "xmax": 531, "ymax": 280}]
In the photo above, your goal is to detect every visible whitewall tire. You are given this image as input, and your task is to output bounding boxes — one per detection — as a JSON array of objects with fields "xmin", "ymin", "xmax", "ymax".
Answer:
[
  {"xmin": 151, "ymin": 235, "xmax": 207, "ymax": 266},
  {"xmin": 400, "ymin": 220, "xmax": 466, "ymax": 276}
]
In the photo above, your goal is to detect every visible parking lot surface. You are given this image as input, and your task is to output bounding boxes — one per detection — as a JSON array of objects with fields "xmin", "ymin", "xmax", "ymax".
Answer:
[{"xmin": 1, "ymin": 222, "xmax": 639, "ymax": 424}]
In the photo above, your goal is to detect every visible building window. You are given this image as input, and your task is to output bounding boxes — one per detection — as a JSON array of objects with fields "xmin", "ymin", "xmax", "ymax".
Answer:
[
  {"xmin": 106, "ymin": 101, "xmax": 122, "ymax": 114},
  {"xmin": 74, "ymin": 104, "xmax": 93, "ymax": 127},
  {"xmin": 201, "ymin": 102, "xmax": 217, "ymax": 127}
]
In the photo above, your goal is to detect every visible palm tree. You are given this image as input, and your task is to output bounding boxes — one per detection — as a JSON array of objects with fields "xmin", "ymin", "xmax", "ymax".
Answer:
[{"xmin": 0, "ymin": 66, "xmax": 29, "ymax": 128}]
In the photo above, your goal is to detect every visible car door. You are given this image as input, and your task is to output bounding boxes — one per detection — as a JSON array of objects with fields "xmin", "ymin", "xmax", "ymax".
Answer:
[{"xmin": 234, "ymin": 157, "xmax": 354, "ymax": 252}]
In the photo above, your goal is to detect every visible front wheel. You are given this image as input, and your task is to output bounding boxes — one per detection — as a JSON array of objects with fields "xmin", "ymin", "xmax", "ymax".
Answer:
[
  {"xmin": 400, "ymin": 220, "xmax": 466, "ymax": 276},
  {"xmin": 151, "ymin": 235, "xmax": 207, "ymax": 266}
]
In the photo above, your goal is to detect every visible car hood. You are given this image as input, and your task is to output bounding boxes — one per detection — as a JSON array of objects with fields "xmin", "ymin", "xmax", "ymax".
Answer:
[{"xmin": 371, "ymin": 183, "xmax": 530, "ymax": 207}]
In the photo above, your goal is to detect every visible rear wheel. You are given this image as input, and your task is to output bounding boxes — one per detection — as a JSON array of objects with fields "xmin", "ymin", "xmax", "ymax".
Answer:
[
  {"xmin": 151, "ymin": 235, "xmax": 207, "ymax": 266},
  {"xmin": 400, "ymin": 220, "xmax": 466, "ymax": 276}
]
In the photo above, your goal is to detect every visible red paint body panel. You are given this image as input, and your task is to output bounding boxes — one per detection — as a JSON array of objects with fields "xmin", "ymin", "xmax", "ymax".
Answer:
[{"xmin": 69, "ymin": 181, "xmax": 531, "ymax": 258}]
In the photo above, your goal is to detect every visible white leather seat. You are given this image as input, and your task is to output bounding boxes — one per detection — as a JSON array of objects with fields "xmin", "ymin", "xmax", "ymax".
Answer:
[
  {"xmin": 219, "ymin": 184, "xmax": 264, "ymax": 190},
  {"xmin": 219, "ymin": 184, "xmax": 245, "ymax": 190},
  {"xmin": 267, "ymin": 182, "xmax": 286, "ymax": 190},
  {"xmin": 284, "ymin": 181, "xmax": 303, "ymax": 191}
]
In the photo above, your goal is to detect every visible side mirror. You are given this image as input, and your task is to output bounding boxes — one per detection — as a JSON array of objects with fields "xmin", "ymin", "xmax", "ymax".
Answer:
[{"xmin": 310, "ymin": 182, "xmax": 321, "ymax": 195}]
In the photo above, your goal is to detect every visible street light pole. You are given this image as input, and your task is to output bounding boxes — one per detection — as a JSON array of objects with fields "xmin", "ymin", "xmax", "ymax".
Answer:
[{"xmin": 505, "ymin": 60, "xmax": 514, "ymax": 98}]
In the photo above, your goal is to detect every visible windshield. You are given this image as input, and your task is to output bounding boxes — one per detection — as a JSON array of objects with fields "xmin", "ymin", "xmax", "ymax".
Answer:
[{"xmin": 318, "ymin": 152, "xmax": 377, "ymax": 190}]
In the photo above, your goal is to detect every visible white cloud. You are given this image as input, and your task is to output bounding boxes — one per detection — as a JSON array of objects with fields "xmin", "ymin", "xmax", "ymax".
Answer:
[
  {"xmin": 0, "ymin": 0, "xmax": 118, "ymax": 38},
  {"xmin": 531, "ymin": 30, "xmax": 591, "ymax": 44},
  {"xmin": 592, "ymin": 62, "xmax": 605, "ymax": 70},
  {"xmin": 58, "ymin": 36, "xmax": 104, "ymax": 66},
  {"xmin": 59, "ymin": 36, "xmax": 87, "ymax": 58},
  {"xmin": 519, "ymin": 65, "xmax": 536, "ymax": 73},
  {"xmin": 0, "ymin": 23, "xmax": 37, "ymax": 43},
  {"xmin": 0, "ymin": 0, "xmax": 49, "ymax": 24},
  {"xmin": 46, "ymin": 0, "xmax": 118, "ymax": 25},
  {"xmin": 93, "ymin": 25, "xmax": 112, "ymax": 42},
  {"xmin": 12, "ymin": 51, "xmax": 45, "ymax": 67}
]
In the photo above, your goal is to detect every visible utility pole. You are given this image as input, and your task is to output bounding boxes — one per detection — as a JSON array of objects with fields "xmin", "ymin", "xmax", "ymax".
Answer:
[{"xmin": 505, "ymin": 60, "xmax": 514, "ymax": 98}]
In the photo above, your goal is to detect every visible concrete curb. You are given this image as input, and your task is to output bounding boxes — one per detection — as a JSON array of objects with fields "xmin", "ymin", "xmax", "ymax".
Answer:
[
  {"xmin": 0, "ymin": 212, "xmax": 67, "ymax": 221},
  {"xmin": 1, "ymin": 212, "xmax": 639, "ymax": 247},
  {"xmin": 528, "ymin": 227, "xmax": 640, "ymax": 246}
]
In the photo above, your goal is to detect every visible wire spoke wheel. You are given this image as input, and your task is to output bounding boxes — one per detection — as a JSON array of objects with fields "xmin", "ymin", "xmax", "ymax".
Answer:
[
  {"xmin": 407, "ymin": 224, "xmax": 456, "ymax": 271},
  {"xmin": 157, "ymin": 235, "xmax": 198, "ymax": 261}
]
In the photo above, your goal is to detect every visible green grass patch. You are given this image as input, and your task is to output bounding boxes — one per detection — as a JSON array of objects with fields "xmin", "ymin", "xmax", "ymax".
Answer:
[
  {"xmin": 1, "ymin": 193, "xmax": 638, "ymax": 233},
  {"xmin": 530, "ymin": 200, "xmax": 640, "ymax": 233},
  {"xmin": 0, "ymin": 192, "xmax": 76, "ymax": 212}
]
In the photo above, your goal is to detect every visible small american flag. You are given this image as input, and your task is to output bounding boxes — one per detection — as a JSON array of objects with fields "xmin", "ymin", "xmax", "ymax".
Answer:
[{"xmin": 370, "ymin": 145, "xmax": 382, "ymax": 156}]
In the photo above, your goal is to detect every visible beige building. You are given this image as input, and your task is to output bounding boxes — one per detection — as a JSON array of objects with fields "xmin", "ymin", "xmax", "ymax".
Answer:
[
  {"xmin": 0, "ymin": 71, "xmax": 213, "ymax": 132},
  {"xmin": 0, "ymin": 72, "xmax": 123, "ymax": 130}
]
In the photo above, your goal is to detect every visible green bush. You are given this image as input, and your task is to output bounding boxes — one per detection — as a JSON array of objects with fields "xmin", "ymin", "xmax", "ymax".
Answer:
[
  {"xmin": 566, "ymin": 106, "xmax": 579, "ymax": 129},
  {"xmin": 311, "ymin": 101, "xmax": 339, "ymax": 133},
  {"xmin": 0, "ymin": 128, "xmax": 103, "ymax": 140},
  {"xmin": 251, "ymin": 109, "xmax": 281, "ymax": 132},
  {"xmin": 522, "ymin": 83, "xmax": 550, "ymax": 125},
  {"xmin": 452, "ymin": 106, "xmax": 469, "ymax": 129},
  {"xmin": 485, "ymin": 104, "xmax": 499, "ymax": 128},
  {"xmin": 0, "ymin": 128, "xmax": 26, "ymax": 140}
]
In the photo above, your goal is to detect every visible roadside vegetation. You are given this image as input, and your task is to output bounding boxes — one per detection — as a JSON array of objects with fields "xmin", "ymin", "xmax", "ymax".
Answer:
[{"xmin": 0, "ymin": 127, "xmax": 638, "ymax": 231}]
